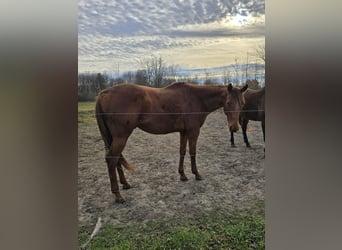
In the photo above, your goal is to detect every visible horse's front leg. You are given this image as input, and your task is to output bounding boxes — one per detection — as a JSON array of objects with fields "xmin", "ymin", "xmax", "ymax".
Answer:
[
  {"xmin": 188, "ymin": 129, "xmax": 202, "ymax": 180},
  {"xmin": 178, "ymin": 132, "xmax": 188, "ymax": 181},
  {"xmin": 241, "ymin": 118, "xmax": 251, "ymax": 148},
  {"xmin": 230, "ymin": 131, "xmax": 236, "ymax": 147}
]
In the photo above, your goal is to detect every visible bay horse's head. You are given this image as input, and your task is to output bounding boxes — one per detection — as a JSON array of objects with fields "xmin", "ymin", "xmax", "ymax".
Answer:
[{"xmin": 224, "ymin": 83, "xmax": 248, "ymax": 132}]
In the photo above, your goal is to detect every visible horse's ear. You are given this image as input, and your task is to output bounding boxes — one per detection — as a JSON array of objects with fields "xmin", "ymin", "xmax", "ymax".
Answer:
[
  {"xmin": 227, "ymin": 83, "xmax": 233, "ymax": 93},
  {"xmin": 241, "ymin": 84, "xmax": 248, "ymax": 93}
]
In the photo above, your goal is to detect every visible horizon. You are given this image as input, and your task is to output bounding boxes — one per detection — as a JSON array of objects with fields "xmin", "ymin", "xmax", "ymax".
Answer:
[{"xmin": 78, "ymin": 61, "xmax": 265, "ymax": 85}]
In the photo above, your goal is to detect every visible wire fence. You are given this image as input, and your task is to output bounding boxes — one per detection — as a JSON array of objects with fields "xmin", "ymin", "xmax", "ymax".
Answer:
[{"xmin": 94, "ymin": 110, "xmax": 264, "ymax": 116}]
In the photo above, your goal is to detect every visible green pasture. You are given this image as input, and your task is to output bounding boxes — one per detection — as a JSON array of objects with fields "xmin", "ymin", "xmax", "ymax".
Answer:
[
  {"xmin": 78, "ymin": 101, "xmax": 96, "ymax": 125},
  {"xmin": 79, "ymin": 204, "xmax": 264, "ymax": 250}
]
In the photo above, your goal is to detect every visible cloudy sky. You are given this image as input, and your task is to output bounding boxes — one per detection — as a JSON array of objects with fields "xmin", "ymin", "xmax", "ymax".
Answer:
[{"xmin": 78, "ymin": 0, "xmax": 265, "ymax": 73}]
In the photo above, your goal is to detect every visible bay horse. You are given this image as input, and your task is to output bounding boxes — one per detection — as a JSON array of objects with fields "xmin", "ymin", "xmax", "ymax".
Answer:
[
  {"xmin": 230, "ymin": 86, "xmax": 265, "ymax": 148},
  {"xmin": 95, "ymin": 82, "xmax": 248, "ymax": 203}
]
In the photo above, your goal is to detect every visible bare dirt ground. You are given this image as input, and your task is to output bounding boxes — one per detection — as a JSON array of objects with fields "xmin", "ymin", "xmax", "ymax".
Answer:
[{"xmin": 78, "ymin": 109, "xmax": 265, "ymax": 227}]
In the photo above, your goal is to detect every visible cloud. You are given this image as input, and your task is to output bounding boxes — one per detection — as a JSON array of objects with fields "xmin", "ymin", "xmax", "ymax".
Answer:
[{"xmin": 78, "ymin": 0, "xmax": 265, "ymax": 72}]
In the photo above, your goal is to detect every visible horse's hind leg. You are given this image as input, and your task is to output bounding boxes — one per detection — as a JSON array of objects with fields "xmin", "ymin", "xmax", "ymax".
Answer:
[
  {"xmin": 241, "ymin": 119, "xmax": 251, "ymax": 148},
  {"xmin": 117, "ymin": 154, "xmax": 132, "ymax": 189},
  {"xmin": 188, "ymin": 129, "xmax": 202, "ymax": 180},
  {"xmin": 106, "ymin": 136, "xmax": 130, "ymax": 203},
  {"xmin": 178, "ymin": 132, "xmax": 188, "ymax": 181},
  {"xmin": 105, "ymin": 153, "xmax": 122, "ymax": 203}
]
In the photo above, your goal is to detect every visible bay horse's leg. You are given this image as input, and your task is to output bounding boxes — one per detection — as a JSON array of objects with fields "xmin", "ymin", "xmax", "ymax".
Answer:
[
  {"xmin": 178, "ymin": 132, "xmax": 188, "ymax": 181},
  {"xmin": 188, "ymin": 129, "xmax": 202, "ymax": 180},
  {"xmin": 230, "ymin": 131, "xmax": 236, "ymax": 147},
  {"xmin": 106, "ymin": 136, "xmax": 129, "ymax": 203},
  {"xmin": 241, "ymin": 118, "xmax": 251, "ymax": 148},
  {"xmin": 117, "ymin": 154, "xmax": 132, "ymax": 189},
  {"xmin": 231, "ymin": 115, "xmax": 242, "ymax": 147}
]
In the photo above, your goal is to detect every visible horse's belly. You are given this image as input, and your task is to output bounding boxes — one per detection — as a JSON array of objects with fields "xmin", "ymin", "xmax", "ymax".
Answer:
[
  {"xmin": 137, "ymin": 115, "xmax": 184, "ymax": 134},
  {"xmin": 138, "ymin": 125, "xmax": 178, "ymax": 134},
  {"xmin": 244, "ymin": 111, "xmax": 264, "ymax": 121}
]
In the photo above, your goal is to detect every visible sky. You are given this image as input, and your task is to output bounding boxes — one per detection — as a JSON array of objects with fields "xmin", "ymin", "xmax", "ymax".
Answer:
[{"xmin": 78, "ymin": 0, "xmax": 265, "ymax": 73}]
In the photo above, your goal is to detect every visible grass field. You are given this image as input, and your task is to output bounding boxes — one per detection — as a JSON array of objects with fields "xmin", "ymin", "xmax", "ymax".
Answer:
[
  {"xmin": 78, "ymin": 101, "xmax": 96, "ymax": 125},
  {"xmin": 79, "ymin": 205, "xmax": 264, "ymax": 250}
]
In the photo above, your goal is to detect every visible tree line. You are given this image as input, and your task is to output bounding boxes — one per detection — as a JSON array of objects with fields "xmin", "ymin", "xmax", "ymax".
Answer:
[{"xmin": 78, "ymin": 45, "xmax": 265, "ymax": 101}]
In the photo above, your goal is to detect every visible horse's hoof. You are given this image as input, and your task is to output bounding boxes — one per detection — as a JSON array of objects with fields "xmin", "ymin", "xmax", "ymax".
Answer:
[
  {"xmin": 195, "ymin": 175, "xmax": 203, "ymax": 181},
  {"xmin": 115, "ymin": 197, "xmax": 126, "ymax": 204},
  {"xmin": 122, "ymin": 183, "xmax": 132, "ymax": 189},
  {"xmin": 180, "ymin": 176, "xmax": 188, "ymax": 181},
  {"xmin": 246, "ymin": 144, "xmax": 251, "ymax": 148},
  {"xmin": 231, "ymin": 144, "xmax": 236, "ymax": 148},
  {"xmin": 114, "ymin": 194, "xmax": 126, "ymax": 204}
]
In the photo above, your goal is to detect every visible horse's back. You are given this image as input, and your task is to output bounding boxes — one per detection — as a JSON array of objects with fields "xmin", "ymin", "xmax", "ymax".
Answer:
[{"xmin": 97, "ymin": 83, "xmax": 146, "ymax": 112}]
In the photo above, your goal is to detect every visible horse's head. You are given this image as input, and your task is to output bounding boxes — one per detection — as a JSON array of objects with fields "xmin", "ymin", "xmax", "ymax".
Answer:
[{"xmin": 224, "ymin": 83, "xmax": 248, "ymax": 132}]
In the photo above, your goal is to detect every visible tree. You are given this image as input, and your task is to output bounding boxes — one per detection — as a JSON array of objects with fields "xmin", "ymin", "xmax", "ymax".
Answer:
[
  {"xmin": 203, "ymin": 70, "xmax": 217, "ymax": 85},
  {"xmin": 95, "ymin": 73, "xmax": 107, "ymax": 91},
  {"xmin": 223, "ymin": 69, "xmax": 231, "ymax": 85},
  {"xmin": 122, "ymin": 71, "xmax": 135, "ymax": 83},
  {"xmin": 139, "ymin": 55, "xmax": 166, "ymax": 87},
  {"xmin": 253, "ymin": 43, "xmax": 265, "ymax": 85},
  {"xmin": 78, "ymin": 72, "xmax": 109, "ymax": 101},
  {"xmin": 163, "ymin": 64, "xmax": 180, "ymax": 85},
  {"xmin": 255, "ymin": 44, "xmax": 265, "ymax": 63},
  {"xmin": 140, "ymin": 55, "xmax": 177, "ymax": 88},
  {"xmin": 244, "ymin": 51, "xmax": 250, "ymax": 82},
  {"xmin": 233, "ymin": 57, "xmax": 241, "ymax": 84},
  {"xmin": 138, "ymin": 55, "xmax": 181, "ymax": 87},
  {"xmin": 134, "ymin": 69, "xmax": 148, "ymax": 85}
]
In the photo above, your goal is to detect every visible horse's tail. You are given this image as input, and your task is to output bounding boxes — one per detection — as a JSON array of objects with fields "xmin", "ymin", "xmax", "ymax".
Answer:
[
  {"xmin": 95, "ymin": 93, "xmax": 135, "ymax": 173},
  {"xmin": 95, "ymin": 93, "xmax": 112, "ymax": 151},
  {"xmin": 119, "ymin": 155, "xmax": 135, "ymax": 173}
]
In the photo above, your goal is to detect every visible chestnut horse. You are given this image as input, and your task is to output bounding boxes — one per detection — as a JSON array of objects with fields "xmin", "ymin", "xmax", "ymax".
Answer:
[
  {"xmin": 230, "ymin": 86, "xmax": 265, "ymax": 148},
  {"xmin": 96, "ymin": 82, "xmax": 247, "ymax": 203}
]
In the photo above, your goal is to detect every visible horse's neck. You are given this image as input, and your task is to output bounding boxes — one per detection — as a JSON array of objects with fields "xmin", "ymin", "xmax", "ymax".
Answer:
[{"xmin": 194, "ymin": 86, "xmax": 226, "ymax": 112}]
